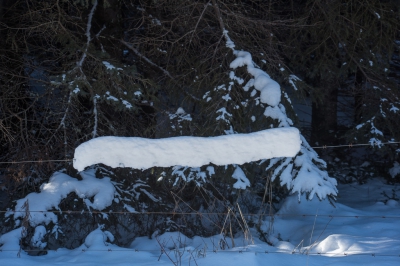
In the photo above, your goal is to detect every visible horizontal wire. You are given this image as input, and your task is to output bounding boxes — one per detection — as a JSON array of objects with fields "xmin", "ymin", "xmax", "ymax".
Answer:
[
  {"xmin": 0, "ymin": 142, "xmax": 398, "ymax": 165},
  {"xmin": 1, "ymin": 210, "xmax": 400, "ymax": 219},
  {"xmin": 1, "ymin": 248, "xmax": 399, "ymax": 258},
  {"xmin": 0, "ymin": 159, "xmax": 72, "ymax": 165},
  {"xmin": 311, "ymin": 141, "xmax": 400, "ymax": 149}
]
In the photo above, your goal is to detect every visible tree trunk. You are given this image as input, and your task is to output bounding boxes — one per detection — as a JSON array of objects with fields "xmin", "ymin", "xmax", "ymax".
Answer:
[
  {"xmin": 311, "ymin": 82, "xmax": 338, "ymax": 146},
  {"xmin": 354, "ymin": 68, "xmax": 364, "ymax": 123}
]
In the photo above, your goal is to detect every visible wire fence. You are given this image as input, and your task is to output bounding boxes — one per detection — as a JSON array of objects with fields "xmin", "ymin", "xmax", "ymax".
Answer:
[
  {"xmin": 1, "ymin": 247, "xmax": 400, "ymax": 258},
  {"xmin": 311, "ymin": 141, "xmax": 400, "ymax": 149},
  {"xmin": 0, "ymin": 159, "xmax": 72, "ymax": 165},
  {"xmin": 1, "ymin": 210, "xmax": 400, "ymax": 219},
  {"xmin": 1, "ymin": 141, "xmax": 399, "ymax": 259},
  {"xmin": 2, "ymin": 207, "xmax": 400, "ymax": 258},
  {"xmin": 0, "ymin": 141, "xmax": 399, "ymax": 165}
]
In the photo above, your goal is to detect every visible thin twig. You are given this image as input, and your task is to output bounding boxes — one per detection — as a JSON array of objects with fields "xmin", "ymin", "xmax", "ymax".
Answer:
[{"xmin": 120, "ymin": 40, "xmax": 174, "ymax": 79}]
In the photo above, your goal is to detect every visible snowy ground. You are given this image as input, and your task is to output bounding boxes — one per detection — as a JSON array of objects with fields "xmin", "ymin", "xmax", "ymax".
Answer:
[{"xmin": 1, "ymin": 178, "xmax": 399, "ymax": 265}]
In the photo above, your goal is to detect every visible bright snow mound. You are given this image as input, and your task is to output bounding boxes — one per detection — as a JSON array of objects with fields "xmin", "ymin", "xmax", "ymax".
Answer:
[{"xmin": 73, "ymin": 128, "xmax": 301, "ymax": 171}]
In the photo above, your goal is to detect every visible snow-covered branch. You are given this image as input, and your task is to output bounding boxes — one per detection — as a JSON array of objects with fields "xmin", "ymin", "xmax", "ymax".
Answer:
[
  {"xmin": 92, "ymin": 96, "xmax": 98, "ymax": 138},
  {"xmin": 78, "ymin": 0, "xmax": 98, "ymax": 68}
]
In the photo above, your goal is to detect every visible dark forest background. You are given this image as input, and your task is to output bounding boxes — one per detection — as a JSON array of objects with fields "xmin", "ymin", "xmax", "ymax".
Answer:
[{"xmin": 0, "ymin": 0, "xmax": 400, "ymax": 250}]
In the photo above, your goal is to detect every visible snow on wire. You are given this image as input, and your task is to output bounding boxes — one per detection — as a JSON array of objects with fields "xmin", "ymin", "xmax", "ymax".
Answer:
[
  {"xmin": 72, "ymin": 128, "xmax": 301, "ymax": 172},
  {"xmin": 1, "ymin": 141, "xmax": 399, "ymax": 165}
]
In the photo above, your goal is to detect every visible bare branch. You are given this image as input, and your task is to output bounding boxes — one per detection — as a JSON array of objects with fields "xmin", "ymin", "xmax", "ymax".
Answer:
[{"xmin": 120, "ymin": 39, "xmax": 174, "ymax": 80}]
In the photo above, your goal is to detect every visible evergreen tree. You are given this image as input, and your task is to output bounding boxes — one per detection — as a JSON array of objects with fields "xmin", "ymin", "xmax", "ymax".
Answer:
[{"xmin": 276, "ymin": 0, "xmax": 400, "ymax": 160}]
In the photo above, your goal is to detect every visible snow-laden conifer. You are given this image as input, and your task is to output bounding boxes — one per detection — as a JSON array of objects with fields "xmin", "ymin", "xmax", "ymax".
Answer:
[{"xmin": 218, "ymin": 30, "xmax": 337, "ymax": 200}]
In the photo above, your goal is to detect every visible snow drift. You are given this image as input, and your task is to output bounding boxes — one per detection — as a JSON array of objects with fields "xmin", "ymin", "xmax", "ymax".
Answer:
[{"xmin": 73, "ymin": 128, "xmax": 301, "ymax": 171}]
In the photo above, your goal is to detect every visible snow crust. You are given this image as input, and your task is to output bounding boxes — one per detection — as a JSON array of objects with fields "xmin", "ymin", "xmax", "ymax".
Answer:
[
  {"xmin": 73, "ymin": 128, "xmax": 301, "ymax": 171},
  {"xmin": 270, "ymin": 179, "xmax": 400, "ymax": 259},
  {"xmin": 1, "ymin": 179, "xmax": 399, "ymax": 265}
]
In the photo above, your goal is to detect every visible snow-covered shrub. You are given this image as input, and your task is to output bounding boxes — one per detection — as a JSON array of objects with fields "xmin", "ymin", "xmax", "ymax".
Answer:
[
  {"xmin": 2, "ymin": 167, "xmax": 161, "ymax": 250},
  {"xmin": 2, "ymin": 165, "xmax": 252, "ymax": 252}
]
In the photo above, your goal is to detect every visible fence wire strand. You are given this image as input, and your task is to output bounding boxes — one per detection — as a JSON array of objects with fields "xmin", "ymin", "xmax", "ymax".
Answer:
[
  {"xmin": 0, "ymin": 141, "xmax": 399, "ymax": 165},
  {"xmin": 1, "ymin": 141, "xmax": 399, "ymax": 259},
  {"xmin": 1, "ymin": 210, "xmax": 400, "ymax": 219},
  {"xmin": 1, "ymin": 247, "xmax": 400, "ymax": 258}
]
